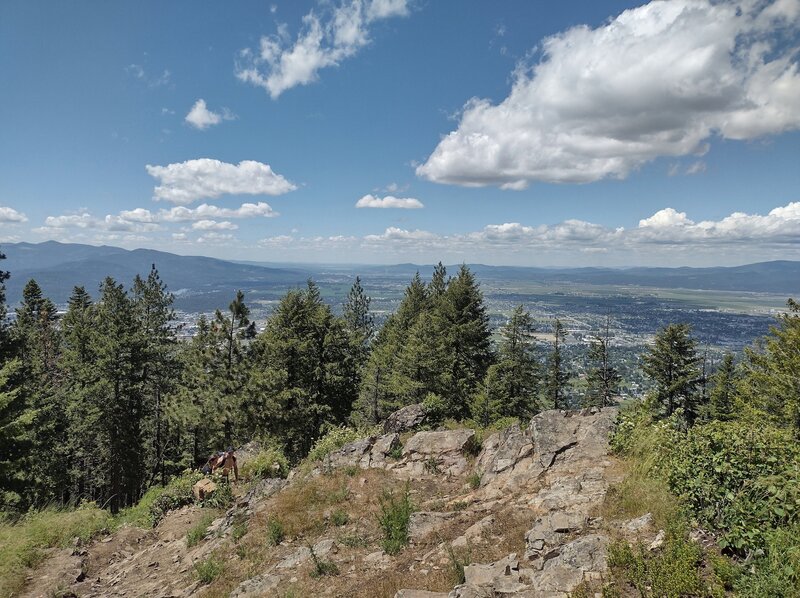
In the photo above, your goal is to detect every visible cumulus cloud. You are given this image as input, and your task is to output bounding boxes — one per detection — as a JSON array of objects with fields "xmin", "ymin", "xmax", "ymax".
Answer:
[
  {"xmin": 417, "ymin": 0, "xmax": 800, "ymax": 187},
  {"xmin": 0, "ymin": 206, "xmax": 28, "ymax": 223},
  {"xmin": 236, "ymin": 0, "xmax": 410, "ymax": 98},
  {"xmin": 146, "ymin": 159, "xmax": 296, "ymax": 204},
  {"xmin": 185, "ymin": 99, "xmax": 236, "ymax": 130},
  {"xmin": 355, "ymin": 194, "xmax": 424, "ymax": 208},
  {"xmin": 196, "ymin": 232, "xmax": 235, "ymax": 244},
  {"xmin": 159, "ymin": 201, "xmax": 279, "ymax": 221},
  {"xmin": 191, "ymin": 219, "xmax": 239, "ymax": 230}
]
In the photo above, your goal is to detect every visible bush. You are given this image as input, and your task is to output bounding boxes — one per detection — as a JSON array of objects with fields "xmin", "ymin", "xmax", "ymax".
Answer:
[
  {"xmin": 186, "ymin": 513, "xmax": 215, "ymax": 548},
  {"xmin": 468, "ymin": 471, "xmax": 482, "ymax": 490},
  {"xmin": 330, "ymin": 509, "xmax": 349, "ymax": 526},
  {"xmin": 306, "ymin": 425, "xmax": 377, "ymax": 465},
  {"xmin": 267, "ymin": 517, "xmax": 285, "ymax": 546},
  {"xmin": 377, "ymin": 483, "xmax": 413, "ymax": 555},
  {"xmin": 194, "ymin": 555, "xmax": 223, "ymax": 584},
  {"xmin": 240, "ymin": 446, "xmax": 289, "ymax": 480},
  {"xmin": 146, "ymin": 471, "xmax": 203, "ymax": 526},
  {"xmin": 734, "ymin": 524, "xmax": 800, "ymax": 597}
]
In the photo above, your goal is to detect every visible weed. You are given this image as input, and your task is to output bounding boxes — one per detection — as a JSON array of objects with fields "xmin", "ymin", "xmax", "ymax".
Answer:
[
  {"xmin": 445, "ymin": 543, "xmax": 470, "ymax": 585},
  {"xmin": 339, "ymin": 532, "xmax": 369, "ymax": 548},
  {"xmin": 267, "ymin": 517, "xmax": 285, "ymax": 546},
  {"xmin": 186, "ymin": 512, "xmax": 216, "ymax": 548},
  {"xmin": 330, "ymin": 509, "xmax": 349, "ymax": 526},
  {"xmin": 423, "ymin": 457, "xmax": 441, "ymax": 475},
  {"xmin": 388, "ymin": 445, "xmax": 404, "ymax": 460},
  {"xmin": 467, "ymin": 471, "xmax": 482, "ymax": 490},
  {"xmin": 343, "ymin": 465, "xmax": 359, "ymax": 477},
  {"xmin": 240, "ymin": 446, "xmax": 289, "ymax": 480},
  {"xmin": 377, "ymin": 483, "xmax": 414, "ymax": 555},
  {"xmin": 309, "ymin": 545, "xmax": 340, "ymax": 578},
  {"xmin": 194, "ymin": 555, "xmax": 224, "ymax": 584},
  {"xmin": 449, "ymin": 500, "xmax": 468, "ymax": 512}
]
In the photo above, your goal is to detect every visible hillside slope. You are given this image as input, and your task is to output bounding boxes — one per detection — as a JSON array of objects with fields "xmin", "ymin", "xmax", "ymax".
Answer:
[{"xmin": 19, "ymin": 408, "xmax": 656, "ymax": 598}]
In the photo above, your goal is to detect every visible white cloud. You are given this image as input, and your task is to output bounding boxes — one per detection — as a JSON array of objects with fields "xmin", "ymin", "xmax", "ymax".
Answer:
[
  {"xmin": 196, "ymin": 232, "xmax": 235, "ymax": 244},
  {"xmin": 41, "ymin": 210, "xmax": 160, "ymax": 233},
  {"xmin": 160, "ymin": 201, "xmax": 279, "ymax": 221},
  {"xmin": 686, "ymin": 161, "xmax": 707, "ymax": 175},
  {"xmin": 0, "ymin": 206, "xmax": 28, "ymax": 223},
  {"xmin": 236, "ymin": 0, "xmax": 410, "ymax": 98},
  {"xmin": 355, "ymin": 194, "xmax": 424, "ymax": 208},
  {"xmin": 145, "ymin": 159, "xmax": 296, "ymax": 204},
  {"xmin": 185, "ymin": 99, "xmax": 236, "ymax": 130},
  {"xmin": 191, "ymin": 219, "xmax": 239, "ymax": 230},
  {"xmin": 638, "ymin": 208, "xmax": 693, "ymax": 229},
  {"xmin": 126, "ymin": 64, "xmax": 171, "ymax": 88},
  {"xmin": 417, "ymin": 0, "xmax": 800, "ymax": 187}
]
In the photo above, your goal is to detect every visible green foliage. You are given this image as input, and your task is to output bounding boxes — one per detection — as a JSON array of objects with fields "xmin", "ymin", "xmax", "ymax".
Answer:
[
  {"xmin": 146, "ymin": 471, "xmax": 203, "ymax": 526},
  {"xmin": 267, "ymin": 517, "xmax": 285, "ymax": 546},
  {"xmin": 338, "ymin": 532, "xmax": 369, "ymax": 547},
  {"xmin": 734, "ymin": 523, "xmax": 800, "ymax": 597},
  {"xmin": 446, "ymin": 543, "xmax": 470, "ymax": 585},
  {"xmin": 309, "ymin": 546, "xmax": 340, "ymax": 578},
  {"xmin": 608, "ymin": 522, "xmax": 717, "ymax": 597},
  {"xmin": 330, "ymin": 508, "xmax": 349, "ymax": 526},
  {"xmin": 186, "ymin": 512, "xmax": 216, "ymax": 548},
  {"xmin": 667, "ymin": 420, "xmax": 800, "ymax": 555},
  {"xmin": 194, "ymin": 555, "xmax": 224, "ymax": 584},
  {"xmin": 377, "ymin": 483, "xmax": 414, "ymax": 555},
  {"xmin": 0, "ymin": 505, "xmax": 111, "ymax": 597},
  {"xmin": 585, "ymin": 315, "xmax": 621, "ymax": 408},
  {"xmin": 306, "ymin": 426, "xmax": 371, "ymax": 465},
  {"xmin": 240, "ymin": 446, "xmax": 290, "ymax": 480},
  {"xmin": 468, "ymin": 471, "xmax": 482, "ymax": 490},
  {"xmin": 641, "ymin": 323, "xmax": 703, "ymax": 422},
  {"xmin": 544, "ymin": 318, "xmax": 570, "ymax": 409}
]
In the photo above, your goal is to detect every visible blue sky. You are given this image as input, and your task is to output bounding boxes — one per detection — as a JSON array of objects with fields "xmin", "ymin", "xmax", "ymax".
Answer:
[{"xmin": 1, "ymin": 0, "xmax": 799, "ymax": 266}]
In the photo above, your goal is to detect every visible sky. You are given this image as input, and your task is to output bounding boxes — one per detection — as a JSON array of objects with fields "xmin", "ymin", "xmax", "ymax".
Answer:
[{"xmin": 1, "ymin": 0, "xmax": 799, "ymax": 267}]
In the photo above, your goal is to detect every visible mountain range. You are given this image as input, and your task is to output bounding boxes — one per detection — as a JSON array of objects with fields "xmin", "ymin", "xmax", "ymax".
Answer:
[{"xmin": 1, "ymin": 241, "xmax": 798, "ymax": 309}]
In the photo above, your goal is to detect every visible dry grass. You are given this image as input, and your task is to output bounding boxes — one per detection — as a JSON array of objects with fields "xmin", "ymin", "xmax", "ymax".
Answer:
[{"xmin": 598, "ymin": 459, "xmax": 679, "ymax": 531}]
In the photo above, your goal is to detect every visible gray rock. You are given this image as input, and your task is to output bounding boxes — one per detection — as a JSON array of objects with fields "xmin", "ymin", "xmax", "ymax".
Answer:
[
  {"xmin": 544, "ymin": 534, "xmax": 608, "ymax": 572},
  {"xmin": 394, "ymin": 591, "xmax": 449, "ymax": 598},
  {"xmin": 401, "ymin": 429, "xmax": 477, "ymax": 476},
  {"xmin": 622, "ymin": 513, "xmax": 653, "ymax": 534},
  {"xmin": 275, "ymin": 547, "xmax": 311, "ymax": 569},
  {"xmin": 409, "ymin": 511, "xmax": 458, "ymax": 542},
  {"xmin": 463, "ymin": 554, "xmax": 519, "ymax": 586},
  {"xmin": 229, "ymin": 573, "xmax": 282, "ymax": 597},
  {"xmin": 452, "ymin": 515, "xmax": 495, "ymax": 548},
  {"xmin": 649, "ymin": 529, "xmax": 665, "ymax": 550},
  {"xmin": 370, "ymin": 433, "xmax": 402, "ymax": 467},
  {"xmin": 323, "ymin": 437, "xmax": 374, "ymax": 470},
  {"xmin": 475, "ymin": 424, "xmax": 534, "ymax": 484},
  {"xmin": 384, "ymin": 404, "xmax": 428, "ymax": 433},
  {"xmin": 524, "ymin": 512, "xmax": 587, "ymax": 559}
]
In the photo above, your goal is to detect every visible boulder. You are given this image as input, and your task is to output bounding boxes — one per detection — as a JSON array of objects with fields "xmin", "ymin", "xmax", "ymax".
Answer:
[
  {"xmin": 370, "ymin": 433, "xmax": 402, "ymax": 467},
  {"xmin": 409, "ymin": 511, "xmax": 458, "ymax": 542},
  {"xmin": 463, "ymin": 554, "xmax": 519, "ymax": 586},
  {"xmin": 543, "ymin": 534, "xmax": 608, "ymax": 572},
  {"xmin": 475, "ymin": 424, "xmax": 533, "ymax": 484},
  {"xmin": 384, "ymin": 404, "xmax": 427, "ymax": 433},
  {"xmin": 394, "ymin": 591, "xmax": 449, "ymax": 598},
  {"xmin": 191, "ymin": 478, "xmax": 216, "ymax": 501},
  {"xmin": 323, "ymin": 437, "xmax": 374, "ymax": 470},
  {"xmin": 524, "ymin": 512, "xmax": 587, "ymax": 560},
  {"xmin": 402, "ymin": 429, "xmax": 477, "ymax": 476},
  {"xmin": 230, "ymin": 573, "xmax": 282, "ymax": 598},
  {"xmin": 452, "ymin": 515, "xmax": 495, "ymax": 548}
]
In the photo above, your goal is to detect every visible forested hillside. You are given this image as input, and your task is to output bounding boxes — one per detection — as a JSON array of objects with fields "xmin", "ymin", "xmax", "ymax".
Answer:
[{"xmin": 1, "ymin": 247, "xmax": 799, "ymax": 595}]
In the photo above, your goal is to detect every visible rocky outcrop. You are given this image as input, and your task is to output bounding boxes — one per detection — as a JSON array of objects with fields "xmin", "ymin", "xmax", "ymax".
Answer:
[
  {"xmin": 384, "ymin": 403, "xmax": 428, "ymax": 433},
  {"xmin": 399, "ymin": 429, "xmax": 477, "ymax": 476}
]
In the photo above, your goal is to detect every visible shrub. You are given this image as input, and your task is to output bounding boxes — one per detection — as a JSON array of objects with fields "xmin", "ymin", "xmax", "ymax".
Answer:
[
  {"xmin": 468, "ymin": 471, "xmax": 482, "ymax": 490},
  {"xmin": 309, "ymin": 546, "xmax": 339, "ymax": 578},
  {"xmin": 240, "ymin": 446, "xmax": 290, "ymax": 480},
  {"xmin": 194, "ymin": 555, "xmax": 223, "ymax": 584},
  {"xmin": 377, "ymin": 483, "xmax": 413, "ymax": 555},
  {"xmin": 146, "ymin": 471, "xmax": 204, "ymax": 526},
  {"xmin": 446, "ymin": 543, "xmax": 470, "ymax": 585},
  {"xmin": 330, "ymin": 509, "xmax": 349, "ymax": 526},
  {"xmin": 186, "ymin": 513, "xmax": 215, "ymax": 548},
  {"xmin": 267, "ymin": 517, "xmax": 285, "ymax": 546},
  {"xmin": 339, "ymin": 532, "xmax": 369, "ymax": 548},
  {"xmin": 306, "ymin": 425, "xmax": 377, "ymax": 464}
]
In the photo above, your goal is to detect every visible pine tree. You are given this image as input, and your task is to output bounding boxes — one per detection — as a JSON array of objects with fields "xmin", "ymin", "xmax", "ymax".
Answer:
[
  {"xmin": 132, "ymin": 266, "xmax": 179, "ymax": 486},
  {"xmin": 12, "ymin": 280, "xmax": 66, "ymax": 505},
  {"xmin": 738, "ymin": 299, "xmax": 800, "ymax": 430},
  {"xmin": 0, "ymin": 359, "xmax": 32, "ymax": 510},
  {"xmin": 0, "ymin": 248, "xmax": 10, "ymax": 358},
  {"xmin": 709, "ymin": 352, "xmax": 736, "ymax": 421},
  {"xmin": 471, "ymin": 305, "xmax": 539, "ymax": 425},
  {"xmin": 584, "ymin": 315, "xmax": 621, "ymax": 408},
  {"xmin": 437, "ymin": 265, "xmax": 492, "ymax": 419},
  {"xmin": 544, "ymin": 319, "xmax": 570, "ymax": 409},
  {"xmin": 641, "ymin": 323, "xmax": 702, "ymax": 423}
]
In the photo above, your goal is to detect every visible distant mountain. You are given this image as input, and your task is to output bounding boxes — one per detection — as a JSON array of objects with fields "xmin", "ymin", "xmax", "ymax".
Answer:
[
  {"xmin": 1, "ymin": 241, "xmax": 311, "ymax": 308},
  {"xmin": 1, "ymin": 242, "xmax": 798, "ymax": 310}
]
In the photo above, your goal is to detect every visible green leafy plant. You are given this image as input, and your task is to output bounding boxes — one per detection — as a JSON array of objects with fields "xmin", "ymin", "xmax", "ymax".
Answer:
[
  {"xmin": 186, "ymin": 513, "xmax": 215, "ymax": 548},
  {"xmin": 468, "ymin": 471, "xmax": 482, "ymax": 490},
  {"xmin": 377, "ymin": 483, "xmax": 414, "ymax": 555},
  {"xmin": 240, "ymin": 446, "xmax": 290, "ymax": 479},
  {"xmin": 267, "ymin": 517, "xmax": 285, "ymax": 546},
  {"xmin": 330, "ymin": 509, "xmax": 349, "ymax": 526},
  {"xmin": 194, "ymin": 555, "xmax": 223, "ymax": 584}
]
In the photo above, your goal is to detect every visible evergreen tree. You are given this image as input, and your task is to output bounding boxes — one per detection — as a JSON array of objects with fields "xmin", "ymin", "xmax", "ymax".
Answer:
[
  {"xmin": 641, "ymin": 323, "xmax": 702, "ymax": 422},
  {"xmin": 0, "ymin": 359, "xmax": 32, "ymax": 510},
  {"xmin": 471, "ymin": 305, "xmax": 539, "ymax": 425},
  {"xmin": 738, "ymin": 299, "xmax": 800, "ymax": 430},
  {"xmin": 12, "ymin": 280, "xmax": 65, "ymax": 504},
  {"xmin": 437, "ymin": 265, "xmax": 492, "ymax": 419},
  {"xmin": 0, "ymin": 248, "xmax": 10, "ymax": 357},
  {"xmin": 709, "ymin": 352, "xmax": 737, "ymax": 421},
  {"xmin": 584, "ymin": 315, "xmax": 621, "ymax": 408},
  {"xmin": 132, "ymin": 266, "xmax": 179, "ymax": 486},
  {"xmin": 544, "ymin": 319, "xmax": 570, "ymax": 409},
  {"xmin": 343, "ymin": 276, "xmax": 373, "ymax": 396}
]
